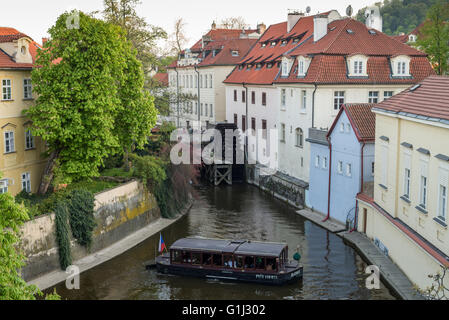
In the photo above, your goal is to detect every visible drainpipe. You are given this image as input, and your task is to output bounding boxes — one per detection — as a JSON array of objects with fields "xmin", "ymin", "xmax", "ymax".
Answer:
[
  {"xmin": 311, "ymin": 84, "xmax": 318, "ymax": 128},
  {"xmin": 194, "ymin": 66, "xmax": 201, "ymax": 130},
  {"xmin": 324, "ymin": 135, "xmax": 332, "ymax": 222},
  {"xmin": 243, "ymin": 83, "xmax": 249, "ymax": 167},
  {"xmin": 351, "ymin": 142, "xmax": 366, "ymax": 233},
  {"xmin": 174, "ymin": 68, "xmax": 180, "ymax": 128}
]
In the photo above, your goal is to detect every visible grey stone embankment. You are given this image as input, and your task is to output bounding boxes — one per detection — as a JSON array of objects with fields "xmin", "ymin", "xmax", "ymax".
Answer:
[{"xmin": 21, "ymin": 179, "xmax": 193, "ymax": 290}]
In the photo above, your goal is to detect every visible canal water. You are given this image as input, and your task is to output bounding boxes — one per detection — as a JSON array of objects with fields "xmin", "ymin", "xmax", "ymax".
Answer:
[{"xmin": 46, "ymin": 184, "xmax": 395, "ymax": 300}]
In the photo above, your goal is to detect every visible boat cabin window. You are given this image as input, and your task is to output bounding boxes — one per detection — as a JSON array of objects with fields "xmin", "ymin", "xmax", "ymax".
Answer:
[
  {"xmin": 203, "ymin": 253, "xmax": 213, "ymax": 266},
  {"xmin": 266, "ymin": 257, "xmax": 277, "ymax": 272},
  {"xmin": 255, "ymin": 257, "xmax": 265, "ymax": 270},
  {"xmin": 234, "ymin": 255, "xmax": 244, "ymax": 269},
  {"xmin": 212, "ymin": 254, "xmax": 222, "ymax": 267},
  {"xmin": 182, "ymin": 251, "xmax": 191, "ymax": 264},
  {"xmin": 223, "ymin": 255, "xmax": 233, "ymax": 268},
  {"xmin": 191, "ymin": 252, "xmax": 201, "ymax": 265},
  {"xmin": 244, "ymin": 256, "xmax": 255, "ymax": 269},
  {"xmin": 172, "ymin": 250, "xmax": 182, "ymax": 264}
]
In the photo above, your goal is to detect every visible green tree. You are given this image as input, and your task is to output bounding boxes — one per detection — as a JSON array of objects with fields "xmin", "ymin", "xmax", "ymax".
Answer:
[
  {"xmin": 0, "ymin": 174, "xmax": 58, "ymax": 300},
  {"xmin": 103, "ymin": 0, "xmax": 167, "ymax": 76},
  {"xmin": 417, "ymin": 0, "xmax": 449, "ymax": 75},
  {"xmin": 27, "ymin": 11, "xmax": 157, "ymax": 194}
]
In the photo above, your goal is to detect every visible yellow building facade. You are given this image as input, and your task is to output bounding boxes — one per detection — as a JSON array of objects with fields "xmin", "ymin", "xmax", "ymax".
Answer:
[
  {"xmin": 0, "ymin": 28, "xmax": 46, "ymax": 195},
  {"xmin": 357, "ymin": 76, "xmax": 449, "ymax": 291}
]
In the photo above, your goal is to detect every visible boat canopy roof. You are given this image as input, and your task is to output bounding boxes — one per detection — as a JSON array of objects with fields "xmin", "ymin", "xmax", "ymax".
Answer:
[{"xmin": 170, "ymin": 237, "xmax": 287, "ymax": 257}]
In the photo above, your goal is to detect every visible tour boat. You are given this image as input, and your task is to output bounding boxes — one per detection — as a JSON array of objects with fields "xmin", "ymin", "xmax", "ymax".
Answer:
[{"xmin": 155, "ymin": 237, "xmax": 303, "ymax": 285}]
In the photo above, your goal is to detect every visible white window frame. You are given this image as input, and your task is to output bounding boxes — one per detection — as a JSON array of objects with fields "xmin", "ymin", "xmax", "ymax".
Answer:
[
  {"xmin": 334, "ymin": 91, "xmax": 345, "ymax": 110},
  {"xmin": 2, "ymin": 79, "xmax": 12, "ymax": 101},
  {"xmin": 25, "ymin": 128, "xmax": 35, "ymax": 150},
  {"xmin": 346, "ymin": 163, "xmax": 352, "ymax": 177},
  {"xmin": 295, "ymin": 128, "xmax": 303, "ymax": 148},
  {"xmin": 420, "ymin": 175, "xmax": 428, "ymax": 209},
  {"xmin": 281, "ymin": 89, "xmax": 286, "ymax": 107},
  {"xmin": 404, "ymin": 168, "xmax": 411, "ymax": 199},
  {"xmin": 23, "ymin": 78, "xmax": 32, "ymax": 99},
  {"xmin": 368, "ymin": 91, "xmax": 379, "ymax": 103},
  {"xmin": 301, "ymin": 90, "xmax": 307, "ymax": 112},
  {"xmin": 316, "ymin": 156, "xmax": 320, "ymax": 168},
  {"xmin": 21, "ymin": 172, "xmax": 31, "ymax": 193},
  {"xmin": 338, "ymin": 161, "xmax": 343, "ymax": 174},
  {"xmin": 354, "ymin": 61, "xmax": 363, "ymax": 74},
  {"xmin": 4, "ymin": 131, "xmax": 15, "ymax": 153},
  {"xmin": 0, "ymin": 179, "xmax": 8, "ymax": 194},
  {"xmin": 384, "ymin": 91, "xmax": 393, "ymax": 100},
  {"xmin": 322, "ymin": 157, "xmax": 328, "ymax": 169}
]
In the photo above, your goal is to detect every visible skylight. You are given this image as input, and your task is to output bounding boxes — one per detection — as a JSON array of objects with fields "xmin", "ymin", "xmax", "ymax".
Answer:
[
  {"xmin": 346, "ymin": 29, "xmax": 354, "ymax": 34},
  {"xmin": 368, "ymin": 30, "xmax": 377, "ymax": 35},
  {"xmin": 410, "ymin": 84, "xmax": 421, "ymax": 92}
]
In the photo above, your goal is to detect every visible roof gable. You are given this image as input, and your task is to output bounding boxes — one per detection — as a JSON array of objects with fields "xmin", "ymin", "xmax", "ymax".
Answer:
[{"xmin": 328, "ymin": 104, "xmax": 376, "ymax": 142}]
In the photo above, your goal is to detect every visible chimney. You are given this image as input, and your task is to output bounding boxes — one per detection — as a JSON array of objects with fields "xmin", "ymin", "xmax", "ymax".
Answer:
[
  {"xmin": 365, "ymin": 6, "xmax": 383, "ymax": 32},
  {"xmin": 257, "ymin": 23, "xmax": 267, "ymax": 35},
  {"xmin": 287, "ymin": 11, "xmax": 304, "ymax": 33},
  {"xmin": 211, "ymin": 21, "xmax": 217, "ymax": 30},
  {"xmin": 313, "ymin": 14, "xmax": 328, "ymax": 42}
]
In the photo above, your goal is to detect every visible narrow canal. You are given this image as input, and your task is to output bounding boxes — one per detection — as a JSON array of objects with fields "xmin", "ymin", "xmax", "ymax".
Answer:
[{"xmin": 47, "ymin": 184, "xmax": 395, "ymax": 300}]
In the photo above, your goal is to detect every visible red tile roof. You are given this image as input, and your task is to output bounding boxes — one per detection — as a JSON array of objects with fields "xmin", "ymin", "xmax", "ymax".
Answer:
[
  {"xmin": 373, "ymin": 75, "xmax": 449, "ymax": 123},
  {"xmin": 225, "ymin": 17, "xmax": 435, "ymax": 85},
  {"xmin": 190, "ymin": 29, "xmax": 257, "ymax": 52},
  {"xmin": 328, "ymin": 104, "xmax": 376, "ymax": 142},
  {"xmin": 0, "ymin": 27, "xmax": 40, "ymax": 69},
  {"xmin": 153, "ymin": 72, "xmax": 168, "ymax": 86}
]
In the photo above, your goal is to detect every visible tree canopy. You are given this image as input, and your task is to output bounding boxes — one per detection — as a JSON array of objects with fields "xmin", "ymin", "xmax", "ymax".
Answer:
[
  {"xmin": 27, "ymin": 10, "xmax": 157, "ymax": 194},
  {"xmin": 356, "ymin": 0, "xmax": 439, "ymax": 35}
]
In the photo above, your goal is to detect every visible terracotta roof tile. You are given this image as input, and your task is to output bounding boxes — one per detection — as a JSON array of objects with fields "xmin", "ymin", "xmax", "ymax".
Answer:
[
  {"xmin": 344, "ymin": 104, "xmax": 376, "ymax": 141},
  {"xmin": 374, "ymin": 75, "xmax": 449, "ymax": 123},
  {"xmin": 153, "ymin": 72, "xmax": 168, "ymax": 86},
  {"xmin": 0, "ymin": 27, "xmax": 40, "ymax": 69}
]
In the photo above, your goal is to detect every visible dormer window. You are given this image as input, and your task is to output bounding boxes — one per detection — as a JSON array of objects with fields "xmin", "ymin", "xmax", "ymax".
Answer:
[
  {"xmin": 256, "ymin": 63, "xmax": 262, "ymax": 69},
  {"xmin": 261, "ymin": 43, "xmax": 267, "ymax": 48},
  {"xmin": 296, "ymin": 56, "xmax": 311, "ymax": 78},
  {"xmin": 282, "ymin": 61, "xmax": 289, "ymax": 76},
  {"xmin": 281, "ymin": 40, "xmax": 288, "ymax": 46},
  {"xmin": 271, "ymin": 41, "xmax": 277, "ymax": 47},
  {"xmin": 231, "ymin": 50, "xmax": 239, "ymax": 57},
  {"xmin": 391, "ymin": 55, "xmax": 411, "ymax": 77},
  {"xmin": 267, "ymin": 63, "xmax": 273, "ymax": 69},
  {"xmin": 293, "ymin": 38, "xmax": 299, "ymax": 44},
  {"xmin": 354, "ymin": 61, "xmax": 364, "ymax": 74},
  {"xmin": 347, "ymin": 54, "xmax": 368, "ymax": 77}
]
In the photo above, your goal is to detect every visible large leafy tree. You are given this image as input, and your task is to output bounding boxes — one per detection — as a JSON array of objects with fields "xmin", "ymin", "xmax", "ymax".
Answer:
[
  {"xmin": 103, "ymin": 0, "xmax": 167, "ymax": 76},
  {"xmin": 27, "ymin": 11, "xmax": 157, "ymax": 194},
  {"xmin": 417, "ymin": 0, "xmax": 449, "ymax": 75},
  {"xmin": 0, "ymin": 174, "xmax": 58, "ymax": 300}
]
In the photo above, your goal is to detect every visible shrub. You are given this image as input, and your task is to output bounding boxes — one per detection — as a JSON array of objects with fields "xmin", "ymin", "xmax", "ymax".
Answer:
[
  {"xmin": 54, "ymin": 202, "xmax": 72, "ymax": 270},
  {"xmin": 68, "ymin": 190, "xmax": 96, "ymax": 249}
]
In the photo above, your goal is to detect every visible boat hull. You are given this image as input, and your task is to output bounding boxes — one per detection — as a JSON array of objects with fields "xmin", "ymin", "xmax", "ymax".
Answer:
[{"xmin": 156, "ymin": 260, "xmax": 303, "ymax": 286}]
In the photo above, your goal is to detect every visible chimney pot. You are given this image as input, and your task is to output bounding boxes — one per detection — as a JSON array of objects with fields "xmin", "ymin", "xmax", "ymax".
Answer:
[{"xmin": 313, "ymin": 14, "xmax": 328, "ymax": 42}]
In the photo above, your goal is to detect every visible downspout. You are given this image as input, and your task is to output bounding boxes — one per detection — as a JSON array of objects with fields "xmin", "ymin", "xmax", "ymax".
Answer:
[
  {"xmin": 324, "ymin": 135, "xmax": 332, "ymax": 222},
  {"xmin": 243, "ymin": 83, "xmax": 249, "ymax": 167},
  {"xmin": 351, "ymin": 142, "xmax": 366, "ymax": 233},
  {"xmin": 311, "ymin": 84, "xmax": 318, "ymax": 128},
  {"xmin": 194, "ymin": 66, "xmax": 201, "ymax": 130},
  {"xmin": 174, "ymin": 68, "xmax": 180, "ymax": 128}
]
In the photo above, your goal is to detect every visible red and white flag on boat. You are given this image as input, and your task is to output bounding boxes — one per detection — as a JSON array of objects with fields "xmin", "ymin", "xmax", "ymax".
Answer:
[{"xmin": 158, "ymin": 233, "xmax": 166, "ymax": 253}]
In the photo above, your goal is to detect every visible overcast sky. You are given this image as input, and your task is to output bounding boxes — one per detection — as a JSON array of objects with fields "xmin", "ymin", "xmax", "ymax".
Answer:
[{"xmin": 1, "ymin": 0, "xmax": 375, "ymax": 48}]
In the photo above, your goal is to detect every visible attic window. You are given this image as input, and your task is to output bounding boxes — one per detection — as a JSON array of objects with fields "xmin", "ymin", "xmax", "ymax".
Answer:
[
  {"xmin": 281, "ymin": 40, "xmax": 288, "ymax": 46},
  {"xmin": 21, "ymin": 46, "xmax": 26, "ymax": 54},
  {"xmin": 267, "ymin": 63, "xmax": 273, "ymax": 69},
  {"xmin": 330, "ymin": 27, "xmax": 336, "ymax": 31},
  {"xmin": 271, "ymin": 41, "xmax": 277, "ymax": 46},
  {"xmin": 247, "ymin": 64, "xmax": 253, "ymax": 69},
  {"xmin": 346, "ymin": 29, "xmax": 354, "ymax": 34},
  {"xmin": 261, "ymin": 43, "xmax": 267, "ymax": 48},
  {"xmin": 410, "ymin": 84, "xmax": 421, "ymax": 92},
  {"xmin": 368, "ymin": 30, "xmax": 377, "ymax": 35},
  {"xmin": 293, "ymin": 38, "xmax": 299, "ymax": 43},
  {"xmin": 239, "ymin": 65, "xmax": 244, "ymax": 70},
  {"xmin": 256, "ymin": 63, "xmax": 262, "ymax": 69},
  {"xmin": 232, "ymin": 50, "xmax": 239, "ymax": 57}
]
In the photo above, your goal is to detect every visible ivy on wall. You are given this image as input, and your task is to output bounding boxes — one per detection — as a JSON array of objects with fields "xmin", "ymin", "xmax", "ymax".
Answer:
[{"xmin": 54, "ymin": 189, "xmax": 96, "ymax": 270}]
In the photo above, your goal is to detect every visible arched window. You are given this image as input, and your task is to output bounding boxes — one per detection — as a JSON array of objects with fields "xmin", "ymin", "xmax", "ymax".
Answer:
[{"xmin": 295, "ymin": 128, "xmax": 303, "ymax": 148}]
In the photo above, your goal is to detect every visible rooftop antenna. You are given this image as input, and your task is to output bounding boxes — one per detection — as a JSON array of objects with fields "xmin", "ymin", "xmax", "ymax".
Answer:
[
  {"xmin": 306, "ymin": 6, "xmax": 311, "ymax": 15},
  {"xmin": 346, "ymin": 5, "xmax": 353, "ymax": 17}
]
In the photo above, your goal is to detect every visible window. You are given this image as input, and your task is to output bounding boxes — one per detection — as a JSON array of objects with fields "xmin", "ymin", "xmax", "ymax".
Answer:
[
  {"xmin": 251, "ymin": 117, "xmax": 256, "ymax": 134},
  {"xmin": 439, "ymin": 185, "xmax": 447, "ymax": 221},
  {"xmin": 371, "ymin": 162, "xmax": 375, "ymax": 176},
  {"xmin": 205, "ymin": 103, "xmax": 208, "ymax": 117},
  {"xmin": 209, "ymin": 74, "xmax": 213, "ymax": 88},
  {"xmin": 25, "ymin": 129, "xmax": 35, "ymax": 150},
  {"xmin": 200, "ymin": 103, "xmax": 203, "ymax": 116},
  {"xmin": 24, "ymin": 79, "xmax": 32, "ymax": 99},
  {"xmin": 301, "ymin": 90, "xmax": 307, "ymax": 111},
  {"xmin": 242, "ymin": 90, "xmax": 246, "ymax": 103},
  {"xmin": 404, "ymin": 168, "xmax": 411, "ymax": 199},
  {"xmin": 420, "ymin": 176, "xmax": 428, "ymax": 209},
  {"xmin": 22, "ymin": 172, "xmax": 31, "ymax": 193},
  {"xmin": 200, "ymin": 75, "xmax": 203, "ymax": 88},
  {"xmin": 346, "ymin": 123, "xmax": 351, "ymax": 133},
  {"xmin": 210, "ymin": 104, "xmax": 213, "ymax": 117},
  {"xmin": 338, "ymin": 161, "xmax": 343, "ymax": 174},
  {"xmin": 295, "ymin": 128, "xmax": 303, "ymax": 148},
  {"xmin": 2, "ymin": 79, "xmax": 12, "ymax": 100},
  {"xmin": 242, "ymin": 115, "xmax": 246, "ymax": 132},
  {"xmin": 262, "ymin": 120, "xmax": 267, "ymax": 140},
  {"xmin": 4, "ymin": 131, "xmax": 15, "ymax": 153},
  {"xmin": 282, "ymin": 61, "xmax": 288, "ymax": 76},
  {"xmin": 384, "ymin": 91, "xmax": 393, "ymax": 100},
  {"xmin": 195, "ymin": 102, "xmax": 198, "ymax": 115},
  {"xmin": 381, "ymin": 145, "xmax": 388, "ymax": 187},
  {"xmin": 368, "ymin": 91, "xmax": 379, "ymax": 103},
  {"xmin": 346, "ymin": 164, "xmax": 352, "ymax": 177},
  {"xmin": 234, "ymin": 90, "xmax": 237, "ymax": 102},
  {"xmin": 280, "ymin": 123, "xmax": 285, "ymax": 142},
  {"xmin": 262, "ymin": 92, "xmax": 267, "ymax": 106},
  {"xmin": 281, "ymin": 89, "xmax": 286, "ymax": 107},
  {"xmin": 299, "ymin": 60, "xmax": 305, "ymax": 75},
  {"xmin": 340, "ymin": 123, "xmax": 345, "ymax": 133},
  {"xmin": 234, "ymin": 114, "xmax": 238, "ymax": 126},
  {"xmin": 397, "ymin": 62, "xmax": 406, "ymax": 75},
  {"xmin": 316, "ymin": 156, "xmax": 320, "ymax": 168},
  {"xmin": 231, "ymin": 50, "xmax": 239, "ymax": 57},
  {"xmin": 251, "ymin": 91, "xmax": 255, "ymax": 104},
  {"xmin": 334, "ymin": 91, "xmax": 345, "ymax": 110},
  {"xmin": 354, "ymin": 61, "xmax": 363, "ymax": 74},
  {"xmin": 195, "ymin": 75, "xmax": 198, "ymax": 88},
  {"xmin": 322, "ymin": 157, "xmax": 328, "ymax": 169},
  {"xmin": 0, "ymin": 179, "xmax": 8, "ymax": 194}
]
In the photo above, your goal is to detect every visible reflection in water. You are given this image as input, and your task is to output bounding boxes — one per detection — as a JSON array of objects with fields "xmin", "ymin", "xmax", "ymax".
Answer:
[{"xmin": 46, "ymin": 184, "xmax": 395, "ymax": 300}]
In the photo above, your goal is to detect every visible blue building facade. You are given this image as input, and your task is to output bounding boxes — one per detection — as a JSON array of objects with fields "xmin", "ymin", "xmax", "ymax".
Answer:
[{"xmin": 308, "ymin": 104, "xmax": 376, "ymax": 224}]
